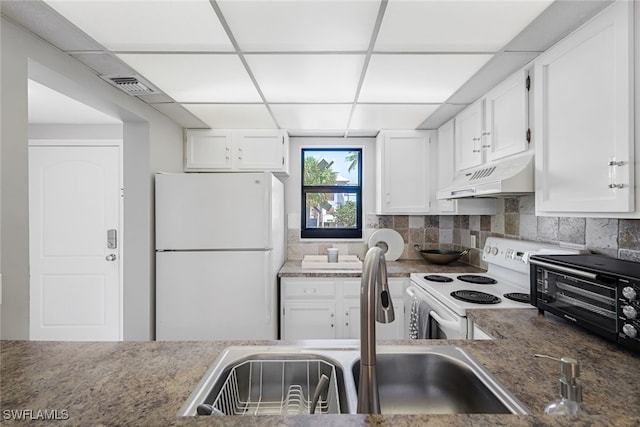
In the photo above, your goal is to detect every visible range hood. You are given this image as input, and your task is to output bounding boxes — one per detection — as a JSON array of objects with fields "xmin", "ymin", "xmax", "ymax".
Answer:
[{"xmin": 437, "ymin": 151, "xmax": 534, "ymax": 200}]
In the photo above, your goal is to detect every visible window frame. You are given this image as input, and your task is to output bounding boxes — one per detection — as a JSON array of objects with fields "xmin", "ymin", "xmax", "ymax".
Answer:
[{"xmin": 300, "ymin": 147, "xmax": 363, "ymax": 239}]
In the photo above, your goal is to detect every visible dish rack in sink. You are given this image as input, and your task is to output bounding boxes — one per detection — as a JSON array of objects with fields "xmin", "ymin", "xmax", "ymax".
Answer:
[{"xmin": 211, "ymin": 358, "xmax": 340, "ymax": 415}]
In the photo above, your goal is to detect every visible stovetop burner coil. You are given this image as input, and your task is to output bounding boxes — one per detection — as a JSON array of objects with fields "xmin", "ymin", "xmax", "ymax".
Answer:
[
  {"xmin": 450, "ymin": 290, "xmax": 501, "ymax": 304},
  {"xmin": 503, "ymin": 292, "xmax": 530, "ymax": 303},
  {"xmin": 423, "ymin": 275, "xmax": 454, "ymax": 283},
  {"xmin": 457, "ymin": 274, "xmax": 497, "ymax": 285}
]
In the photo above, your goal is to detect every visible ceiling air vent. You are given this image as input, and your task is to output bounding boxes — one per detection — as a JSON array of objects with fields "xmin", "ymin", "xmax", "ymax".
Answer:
[{"xmin": 101, "ymin": 75, "xmax": 155, "ymax": 96}]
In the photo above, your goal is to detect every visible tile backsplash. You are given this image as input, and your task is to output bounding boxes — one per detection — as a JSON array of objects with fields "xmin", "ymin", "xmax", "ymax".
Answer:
[{"xmin": 288, "ymin": 196, "xmax": 640, "ymax": 268}]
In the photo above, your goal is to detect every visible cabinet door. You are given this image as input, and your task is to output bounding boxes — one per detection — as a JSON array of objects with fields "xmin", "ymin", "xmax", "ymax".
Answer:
[
  {"xmin": 534, "ymin": 1, "xmax": 633, "ymax": 213},
  {"xmin": 436, "ymin": 119, "xmax": 496, "ymax": 215},
  {"xmin": 484, "ymin": 69, "xmax": 529, "ymax": 162},
  {"xmin": 454, "ymin": 101, "xmax": 483, "ymax": 171},
  {"xmin": 342, "ymin": 299, "xmax": 404, "ymax": 340},
  {"xmin": 341, "ymin": 278, "xmax": 406, "ymax": 339},
  {"xmin": 184, "ymin": 130, "xmax": 232, "ymax": 170},
  {"xmin": 282, "ymin": 301, "xmax": 336, "ymax": 340},
  {"xmin": 236, "ymin": 131, "xmax": 288, "ymax": 173},
  {"xmin": 378, "ymin": 131, "xmax": 432, "ymax": 214}
]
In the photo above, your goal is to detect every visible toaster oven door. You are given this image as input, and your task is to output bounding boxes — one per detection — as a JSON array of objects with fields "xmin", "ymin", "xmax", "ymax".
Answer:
[{"xmin": 534, "ymin": 267, "xmax": 617, "ymax": 338}]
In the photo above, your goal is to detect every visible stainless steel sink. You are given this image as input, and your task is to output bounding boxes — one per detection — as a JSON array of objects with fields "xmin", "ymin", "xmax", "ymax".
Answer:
[
  {"xmin": 179, "ymin": 343, "xmax": 530, "ymax": 417},
  {"xmin": 352, "ymin": 350, "xmax": 523, "ymax": 414}
]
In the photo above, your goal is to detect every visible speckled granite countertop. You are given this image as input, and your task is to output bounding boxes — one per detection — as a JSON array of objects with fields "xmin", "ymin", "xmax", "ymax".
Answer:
[
  {"xmin": 279, "ymin": 259, "xmax": 485, "ymax": 277},
  {"xmin": 2, "ymin": 310, "xmax": 639, "ymax": 426}
]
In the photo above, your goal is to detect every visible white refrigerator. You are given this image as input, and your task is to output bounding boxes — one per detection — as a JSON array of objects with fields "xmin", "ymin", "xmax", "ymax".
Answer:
[{"xmin": 155, "ymin": 172, "xmax": 285, "ymax": 340}]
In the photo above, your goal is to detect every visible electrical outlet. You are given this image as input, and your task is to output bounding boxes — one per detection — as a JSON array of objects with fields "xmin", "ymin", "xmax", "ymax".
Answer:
[{"xmin": 470, "ymin": 235, "xmax": 477, "ymax": 248}]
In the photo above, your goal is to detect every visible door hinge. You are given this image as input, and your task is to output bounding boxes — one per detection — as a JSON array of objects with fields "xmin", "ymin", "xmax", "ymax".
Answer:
[
  {"xmin": 120, "ymin": 188, "xmax": 125, "ymax": 197},
  {"xmin": 526, "ymin": 128, "xmax": 531, "ymax": 143},
  {"xmin": 526, "ymin": 75, "xmax": 531, "ymax": 91},
  {"xmin": 282, "ymin": 156, "xmax": 285, "ymax": 166}
]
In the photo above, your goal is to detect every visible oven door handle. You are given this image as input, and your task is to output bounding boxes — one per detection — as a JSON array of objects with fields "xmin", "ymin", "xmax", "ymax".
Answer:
[
  {"xmin": 429, "ymin": 310, "xmax": 461, "ymax": 330},
  {"xmin": 530, "ymin": 260, "xmax": 598, "ymax": 280}
]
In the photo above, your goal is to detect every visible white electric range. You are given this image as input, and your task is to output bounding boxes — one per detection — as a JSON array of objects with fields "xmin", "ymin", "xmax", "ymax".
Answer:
[{"xmin": 406, "ymin": 237, "xmax": 585, "ymax": 340}]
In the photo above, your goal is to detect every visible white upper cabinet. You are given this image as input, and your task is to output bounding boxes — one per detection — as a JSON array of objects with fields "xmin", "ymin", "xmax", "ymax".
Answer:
[
  {"xmin": 185, "ymin": 129, "xmax": 290, "ymax": 175},
  {"xmin": 534, "ymin": 1, "xmax": 633, "ymax": 214},
  {"xmin": 376, "ymin": 130, "xmax": 434, "ymax": 214},
  {"xmin": 484, "ymin": 69, "xmax": 530, "ymax": 162},
  {"xmin": 455, "ymin": 68, "xmax": 531, "ymax": 174},
  {"xmin": 436, "ymin": 119, "xmax": 496, "ymax": 215},
  {"xmin": 454, "ymin": 100, "xmax": 484, "ymax": 171}
]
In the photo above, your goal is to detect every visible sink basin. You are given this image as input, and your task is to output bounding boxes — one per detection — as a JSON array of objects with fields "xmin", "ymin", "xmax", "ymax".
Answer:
[
  {"xmin": 179, "ymin": 343, "xmax": 529, "ymax": 417},
  {"xmin": 178, "ymin": 347, "xmax": 351, "ymax": 416},
  {"xmin": 353, "ymin": 352, "xmax": 518, "ymax": 414}
]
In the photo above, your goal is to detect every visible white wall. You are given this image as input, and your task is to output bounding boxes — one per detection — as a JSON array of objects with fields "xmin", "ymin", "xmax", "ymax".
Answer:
[{"xmin": 1, "ymin": 17, "xmax": 183, "ymax": 340}]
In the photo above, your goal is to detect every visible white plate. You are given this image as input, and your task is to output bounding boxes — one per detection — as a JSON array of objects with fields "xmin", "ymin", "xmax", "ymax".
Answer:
[{"xmin": 368, "ymin": 228, "xmax": 404, "ymax": 261}]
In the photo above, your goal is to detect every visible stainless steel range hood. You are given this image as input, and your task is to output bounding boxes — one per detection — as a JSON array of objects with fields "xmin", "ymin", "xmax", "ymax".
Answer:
[{"xmin": 436, "ymin": 151, "xmax": 534, "ymax": 200}]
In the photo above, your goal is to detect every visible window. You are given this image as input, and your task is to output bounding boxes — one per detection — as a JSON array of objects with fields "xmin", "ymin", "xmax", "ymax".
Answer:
[{"xmin": 301, "ymin": 148, "xmax": 362, "ymax": 239}]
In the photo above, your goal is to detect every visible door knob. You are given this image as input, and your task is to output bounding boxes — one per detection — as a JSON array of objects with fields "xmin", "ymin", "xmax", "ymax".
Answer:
[{"xmin": 105, "ymin": 254, "xmax": 117, "ymax": 261}]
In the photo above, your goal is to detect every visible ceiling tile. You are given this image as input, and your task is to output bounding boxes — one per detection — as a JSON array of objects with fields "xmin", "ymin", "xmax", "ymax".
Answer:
[
  {"xmin": 218, "ymin": 0, "xmax": 380, "ymax": 51},
  {"xmin": 2, "ymin": 0, "xmax": 103, "ymax": 51},
  {"xmin": 270, "ymin": 104, "xmax": 352, "ymax": 130},
  {"xmin": 246, "ymin": 54, "xmax": 365, "ymax": 102},
  {"xmin": 359, "ymin": 54, "xmax": 492, "ymax": 103},
  {"xmin": 375, "ymin": 0, "xmax": 554, "ymax": 52},
  {"xmin": 116, "ymin": 54, "xmax": 261, "ymax": 102},
  {"xmin": 182, "ymin": 104, "xmax": 277, "ymax": 129},
  {"xmin": 45, "ymin": 0, "xmax": 233, "ymax": 51},
  {"xmin": 350, "ymin": 104, "xmax": 440, "ymax": 130}
]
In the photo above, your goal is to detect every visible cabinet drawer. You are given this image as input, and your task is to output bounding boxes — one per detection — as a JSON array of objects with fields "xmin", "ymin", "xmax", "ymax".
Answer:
[{"xmin": 282, "ymin": 279, "xmax": 336, "ymax": 299}]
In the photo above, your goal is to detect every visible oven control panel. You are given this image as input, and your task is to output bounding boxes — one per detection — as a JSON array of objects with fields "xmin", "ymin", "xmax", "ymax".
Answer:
[
  {"xmin": 482, "ymin": 237, "xmax": 584, "ymax": 274},
  {"xmin": 619, "ymin": 279, "xmax": 640, "ymax": 352}
]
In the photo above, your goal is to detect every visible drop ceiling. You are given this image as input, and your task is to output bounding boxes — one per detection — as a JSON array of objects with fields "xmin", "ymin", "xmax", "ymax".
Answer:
[{"xmin": 2, "ymin": 0, "xmax": 613, "ymax": 135}]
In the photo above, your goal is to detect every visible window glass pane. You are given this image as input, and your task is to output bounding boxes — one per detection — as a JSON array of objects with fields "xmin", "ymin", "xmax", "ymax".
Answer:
[
  {"xmin": 304, "ymin": 192, "xmax": 358, "ymax": 229},
  {"xmin": 303, "ymin": 150, "xmax": 360, "ymax": 186}
]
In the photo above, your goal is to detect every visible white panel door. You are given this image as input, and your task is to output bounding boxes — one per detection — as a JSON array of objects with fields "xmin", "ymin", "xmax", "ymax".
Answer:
[
  {"xmin": 29, "ymin": 145, "xmax": 121, "ymax": 341},
  {"xmin": 535, "ymin": 1, "xmax": 633, "ymax": 213}
]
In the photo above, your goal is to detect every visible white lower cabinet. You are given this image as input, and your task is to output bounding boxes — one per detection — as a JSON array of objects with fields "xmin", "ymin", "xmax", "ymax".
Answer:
[
  {"xmin": 281, "ymin": 301, "xmax": 336, "ymax": 339},
  {"xmin": 281, "ymin": 277, "xmax": 408, "ymax": 340}
]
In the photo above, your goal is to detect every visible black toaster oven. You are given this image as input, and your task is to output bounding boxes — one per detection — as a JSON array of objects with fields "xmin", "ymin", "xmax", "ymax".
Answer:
[{"xmin": 530, "ymin": 254, "xmax": 640, "ymax": 354}]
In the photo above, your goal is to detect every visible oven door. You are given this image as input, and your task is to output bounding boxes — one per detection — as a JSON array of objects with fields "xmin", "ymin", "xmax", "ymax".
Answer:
[{"xmin": 405, "ymin": 284, "xmax": 468, "ymax": 339}]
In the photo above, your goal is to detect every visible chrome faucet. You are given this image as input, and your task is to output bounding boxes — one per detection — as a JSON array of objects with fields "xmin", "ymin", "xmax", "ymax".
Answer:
[{"xmin": 357, "ymin": 246, "xmax": 395, "ymax": 414}]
